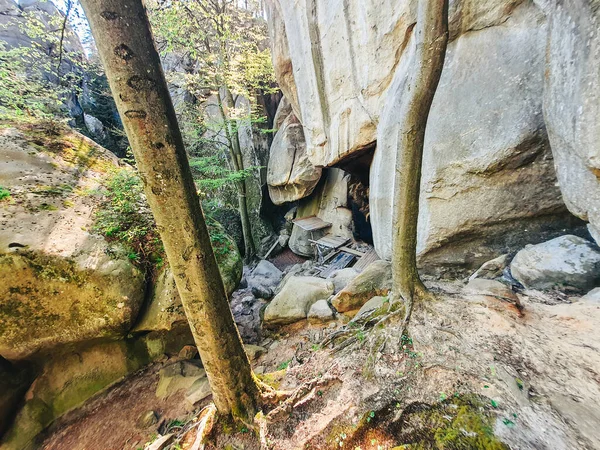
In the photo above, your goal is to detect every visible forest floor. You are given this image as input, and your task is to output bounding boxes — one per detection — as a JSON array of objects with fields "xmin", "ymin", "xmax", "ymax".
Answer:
[{"xmin": 38, "ymin": 279, "xmax": 600, "ymax": 450}]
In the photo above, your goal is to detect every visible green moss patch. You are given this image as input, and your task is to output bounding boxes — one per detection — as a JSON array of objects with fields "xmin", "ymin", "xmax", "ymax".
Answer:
[{"xmin": 392, "ymin": 395, "xmax": 508, "ymax": 449}]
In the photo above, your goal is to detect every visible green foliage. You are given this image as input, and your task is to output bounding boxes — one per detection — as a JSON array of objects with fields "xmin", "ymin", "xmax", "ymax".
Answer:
[
  {"xmin": 0, "ymin": 186, "xmax": 11, "ymax": 202},
  {"xmin": 276, "ymin": 359, "xmax": 291, "ymax": 371},
  {"xmin": 148, "ymin": 0, "xmax": 276, "ymax": 215},
  {"xmin": 93, "ymin": 168, "xmax": 238, "ymax": 270},
  {"xmin": 395, "ymin": 395, "xmax": 509, "ymax": 449},
  {"xmin": 0, "ymin": 5, "xmax": 127, "ymax": 155},
  {"xmin": 92, "ymin": 168, "xmax": 163, "ymax": 267}
]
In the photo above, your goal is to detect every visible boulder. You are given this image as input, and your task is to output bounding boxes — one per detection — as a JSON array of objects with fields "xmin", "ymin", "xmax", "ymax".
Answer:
[
  {"xmin": 156, "ymin": 360, "xmax": 206, "ymax": 400},
  {"xmin": 263, "ymin": 276, "xmax": 334, "ymax": 326},
  {"xmin": 252, "ymin": 285, "xmax": 274, "ymax": 300},
  {"xmin": 351, "ymin": 296, "xmax": 388, "ymax": 323},
  {"xmin": 581, "ymin": 288, "xmax": 600, "ymax": 304},
  {"xmin": 0, "ymin": 125, "xmax": 145, "ymax": 360},
  {"xmin": 137, "ymin": 410, "xmax": 158, "ymax": 429},
  {"xmin": 133, "ymin": 230, "xmax": 242, "ymax": 334},
  {"xmin": 510, "ymin": 236, "xmax": 600, "ymax": 291},
  {"xmin": 469, "ymin": 255, "xmax": 510, "ymax": 281},
  {"xmin": 543, "ymin": 0, "xmax": 600, "ymax": 245},
  {"xmin": 463, "ymin": 279, "xmax": 518, "ymax": 303},
  {"xmin": 244, "ymin": 344, "xmax": 267, "ymax": 361},
  {"xmin": 331, "ymin": 260, "xmax": 393, "ymax": 313},
  {"xmin": 0, "ymin": 337, "xmax": 161, "ymax": 450},
  {"xmin": 327, "ymin": 268, "xmax": 359, "ymax": 294},
  {"xmin": 307, "ymin": 300, "xmax": 335, "ymax": 324},
  {"xmin": 267, "ymin": 111, "xmax": 322, "ymax": 205},
  {"xmin": 185, "ymin": 377, "xmax": 211, "ymax": 407},
  {"xmin": 248, "ymin": 260, "xmax": 284, "ymax": 292}
]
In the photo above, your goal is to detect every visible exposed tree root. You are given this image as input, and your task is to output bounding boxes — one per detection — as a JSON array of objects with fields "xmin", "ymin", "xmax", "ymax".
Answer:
[
  {"xmin": 254, "ymin": 375, "xmax": 340, "ymax": 449},
  {"xmin": 188, "ymin": 404, "xmax": 218, "ymax": 450}
]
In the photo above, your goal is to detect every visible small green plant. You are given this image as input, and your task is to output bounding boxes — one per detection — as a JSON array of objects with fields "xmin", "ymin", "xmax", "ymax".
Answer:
[
  {"xmin": 276, "ymin": 359, "xmax": 291, "ymax": 371},
  {"xmin": 0, "ymin": 186, "xmax": 11, "ymax": 201},
  {"xmin": 167, "ymin": 419, "xmax": 185, "ymax": 431},
  {"xmin": 39, "ymin": 203, "xmax": 58, "ymax": 211},
  {"xmin": 366, "ymin": 410, "xmax": 375, "ymax": 423},
  {"xmin": 93, "ymin": 168, "xmax": 163, "ymax": 267}
]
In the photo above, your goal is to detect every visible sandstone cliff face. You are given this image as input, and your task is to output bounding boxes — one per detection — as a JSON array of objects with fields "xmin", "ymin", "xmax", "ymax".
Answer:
[
  {"xmin": 266, "ymin": 0, "xmax": 597, "ymax": 267},
  {"xmin": 543, "ymin": 0, "xmax": 600, "ymax": 244}
]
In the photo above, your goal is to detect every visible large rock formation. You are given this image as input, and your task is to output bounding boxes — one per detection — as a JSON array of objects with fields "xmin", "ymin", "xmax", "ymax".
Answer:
[
  {"xmin": 265, "ymin": 0, "xmax": 595, "ymax": 271},
  {"xmin": 0, "ymin": 125, "xmax": 145, "ymax": 360},
  {"xmin": 372, "ymin": 1, "xmax": 568, "ymax": 269},
  {"xmin": 267, "ymin": 101, "xmax": 321, "ymax": 205},
  {"xmin": 543, "ymin": 0, "xmax": 600, "ymax": 244}
]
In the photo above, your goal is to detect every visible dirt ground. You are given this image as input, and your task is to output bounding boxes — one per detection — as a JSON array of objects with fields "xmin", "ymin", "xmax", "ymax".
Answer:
[{"xmin": 37, "ymin": 280, "xmax": 600, "ymax": 450}]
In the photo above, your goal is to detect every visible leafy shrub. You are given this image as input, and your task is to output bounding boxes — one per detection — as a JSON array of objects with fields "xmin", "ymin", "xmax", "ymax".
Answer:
[
  {"xmin": 93, "ymin": 168, "xmax": 163, "ymax": 267},
  {"xmin": 0, "ymin": 186, "xmax": 11, "ymax": 202}
]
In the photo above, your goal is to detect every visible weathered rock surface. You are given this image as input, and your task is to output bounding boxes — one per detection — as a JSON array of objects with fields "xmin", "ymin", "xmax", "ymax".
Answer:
[
  {"xmin": 266, "ymin": 0, "xmax": 589, "ymax": 271},
  {"xmin": 510, "ymin": 235, "xmax": 600, "ymax": 291},
  {"xmin": 464, "ymin": 279, "xmax": 518, "ymax": 303},
  {"xmin": 267, "ymin": 104, "xmax": 321, "ymax": 205},
  {"xmin": 371, "ymin": 2, "xmax": 568, "ymax": 269},
  {"xmin": 263, "ymin": 276, "xmax": 334, "ymax": 326},
  {"xmin": 0, "ymin": 126, "xmax": 145, "ymax": 360},
  {"xmin": 543, "ymin": 0, "xmax": 600, "ymax": 245},
  {"xmin": 156, "ymin": 360, "xmax": 206, "ymax": 400},
  {"xmin": 581, "ymin": 288, "xmax": 600, "ymax": 304},
  {"xmin": 331, "ymin": 260, "xmax": 392, "ymax": 313},
  {"xmin": 469, "ymin": 254, "xmax": 510, "ymax": 281},
  {"xmin": 351, "ymin": 296, "xmax": 388, "ymax": 323},
  {"xmin": 244, "ymin": 344, "xmax": 267, "ymax": 361},
  {"xmin": 307, "ymin": 300, "xmax": 335, "ymax": 324},
  {"xmin": 0, "ymin": 337, "xmax": 162, "ymax": 450},
  {"xmin": 327, "ymin": 268, "xmax": 359, "ymax": 294},
  {"xmin": 248, "ymin": 260, "xmax": 283, "ymax": 291}
]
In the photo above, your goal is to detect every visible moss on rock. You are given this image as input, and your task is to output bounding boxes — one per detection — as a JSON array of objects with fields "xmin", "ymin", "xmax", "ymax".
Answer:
[{"xmin": 0, "ymin": 251, "xmax": 144, "ymax": 360}]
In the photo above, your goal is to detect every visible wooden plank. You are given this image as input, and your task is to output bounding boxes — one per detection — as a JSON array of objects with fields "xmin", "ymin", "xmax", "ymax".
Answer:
[
  {"xmin": 263, "ymin": 239, "xmax": 280, "ymax": 260},
  {"xmin": 293, "ymin": 215, "xmax": 332, "ymax": 231},
  {"xmin": 353, "ymin": 248, "xmax": 380, "ymax": 272},
  {"xmin": 339, "ymin": 246, "xmax": 365, "ymax": 257},
  {"xmin": 319, "ymin": 252, "xmax": 356, "ymax": 278},
  {"xmin": 311, "ymin": 235, "xmax": 349, "ymax": 249}
]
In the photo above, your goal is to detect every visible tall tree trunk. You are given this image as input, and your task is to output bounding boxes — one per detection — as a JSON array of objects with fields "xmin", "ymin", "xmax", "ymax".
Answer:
[
  {"xmin": 80, "ymin": 0, "xmax": 260, "ymax": 421},
  {"xmin": 217, "ymin": 91, "xmax": 256, "ymax": 261},
  {"xmin": 392, "ymin": 0, "xmax": 449, "ymax": 303},
  {"xmin": 225, "ymin": 89, "xmax": 256, "ymax": 261}
]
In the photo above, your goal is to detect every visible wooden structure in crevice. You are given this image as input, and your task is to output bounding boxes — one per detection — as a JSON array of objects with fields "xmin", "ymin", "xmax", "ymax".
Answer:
[{"xmin": 292, "ymin": 215, "xmax": 380, "ymax": 277}]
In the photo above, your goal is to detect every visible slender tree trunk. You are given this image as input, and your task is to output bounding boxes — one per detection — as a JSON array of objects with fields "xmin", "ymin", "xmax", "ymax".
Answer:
[
  {"xmin": 80, "ymin": 0, "xmax": 260, "ymax": 421},
  {"xmin": 217, "ymin": 90, "xmax": 256, "ymax": 261},
  {"xmin": 392, "ymin": 0, "xmax": 449, "ymax": 303}
]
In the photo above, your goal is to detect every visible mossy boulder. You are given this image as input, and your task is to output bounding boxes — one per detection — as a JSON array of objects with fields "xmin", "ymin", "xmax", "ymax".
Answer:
[
  {"xmin": 0, "ymin": 250, "xmax": 144, "ymax": 361},
  {"xmin": 0, "ymin": 124, "xmax": 146, "ymax": 360},
  {"xmin": 0, "ymin": 337, "xmax": 162, "ymax": 450},
  {"xmin": 331, "ymin": 260, "xmax": 392, "ymax": 313}
]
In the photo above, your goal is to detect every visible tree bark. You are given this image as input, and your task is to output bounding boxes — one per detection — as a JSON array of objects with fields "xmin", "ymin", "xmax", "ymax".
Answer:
[
  {"xmin": 392, "ymin": 0, "xmax": 449, "ymax": 302},
  {"xmin": 79, "ymin": 0, "xmax": 260, "ymax": 421}
]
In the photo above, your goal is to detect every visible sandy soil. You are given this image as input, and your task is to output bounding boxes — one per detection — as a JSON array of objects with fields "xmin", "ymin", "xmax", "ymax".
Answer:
[{"xmin": 37, "ymin": 281, "xmax": 600, "ymax": 450}]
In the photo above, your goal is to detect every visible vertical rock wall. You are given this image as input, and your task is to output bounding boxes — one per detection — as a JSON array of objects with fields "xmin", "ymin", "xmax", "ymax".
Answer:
[{"xmin": 266, "ymin": 0, "xmax": 597, "ymax": 269}]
